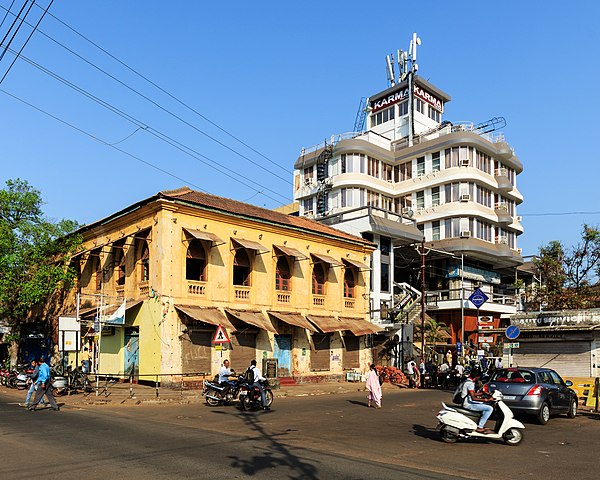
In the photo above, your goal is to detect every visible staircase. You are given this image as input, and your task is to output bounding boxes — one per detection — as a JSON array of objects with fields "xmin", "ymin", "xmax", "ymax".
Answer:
[{"xmin": 278, "ymin": 376, "xmax": 298, "ymax": 386}]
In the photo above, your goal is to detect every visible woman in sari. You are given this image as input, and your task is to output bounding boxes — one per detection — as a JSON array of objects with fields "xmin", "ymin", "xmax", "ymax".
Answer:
[{"xmin": 366, "ymin": 363, "xmax": 382, "ymax": 408}]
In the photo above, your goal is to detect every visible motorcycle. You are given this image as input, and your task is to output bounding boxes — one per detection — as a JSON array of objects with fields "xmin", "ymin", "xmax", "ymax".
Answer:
[
  {"xmin": 436, "ymin": 390, "xmax": 525, "ymax": 446},
  {"xmin": 202, "ymin": 377, "xmax": 242, "ymax": 406},
  {"xmin": 238, "ymin": 378, "xmax": 273, "ymax": 411},
  {"xmin": 438, "ymin": 369, "xmax": 464, "ymax": 390}
]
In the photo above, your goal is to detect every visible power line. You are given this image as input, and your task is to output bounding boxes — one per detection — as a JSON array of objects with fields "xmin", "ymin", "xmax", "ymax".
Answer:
[
  {"xmin": 0, "ymin": 0, "xmax": 17, "ymax": 32},
  {"xmin": 4, "ymin": 2, "xmax": 293, "ymax": 181},
  {"xmin": 520, "ymin": 211, "xmax": 600, "ymax": 217},
  {"xmin": 0, "ymin": 0, "xmax": 34, "ymax": 65},
  {"xmin": 0, "ymin": 0, "xmax": 53, "ymax": 85},
  {"xmin": 0, "ymin": 87, "xmax": 289, "ymax": 204},
  {"xmin": 9, "ymin": 48, "xmax": 290, "ymax": 203}
]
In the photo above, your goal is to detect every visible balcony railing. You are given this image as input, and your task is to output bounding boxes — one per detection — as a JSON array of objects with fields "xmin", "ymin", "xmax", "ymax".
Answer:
[
  {"xmin": 344, "ymin": 298, "xmax": 355, "ymax": 309},
  {"xmin": 425, "ymin": 288, "xmax": 517, "ymax": 307},
  {"xmin": 139, "ymin": 282, "xmax": 150, "ymax": 297},
  {"xmin": 234, "ymin": 286, "xmax": 251, "ymax": 301},
  {"xmin": 313, "ymin": 295, "xmax": 325, "ymax": 307},
  {"xmin": 188, "ymin": 281, "xmax": 206, "ymax": 296},
  {"xmin": 277, "ymin": 292, "xmax": 291, "ymax": 304}
]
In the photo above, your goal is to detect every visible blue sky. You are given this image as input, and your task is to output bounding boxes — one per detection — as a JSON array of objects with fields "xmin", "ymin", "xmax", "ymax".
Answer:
[{"xmin": 1, "ymin": 1, "xmax": 599, "ymax": 257}]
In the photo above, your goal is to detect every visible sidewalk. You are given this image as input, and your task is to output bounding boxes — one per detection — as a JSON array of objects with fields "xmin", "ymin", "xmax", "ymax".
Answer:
[{"xmin": 1, "ymin": 380, "xmax": 405, "ymax": 408}]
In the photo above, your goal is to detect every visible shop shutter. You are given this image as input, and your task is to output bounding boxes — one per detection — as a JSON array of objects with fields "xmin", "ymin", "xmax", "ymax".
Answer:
[
  {"xmin": 311, "ymin": 333, "xmax": 331, "ymax": 371},
  {"xmin": 512, "ymin": 341, "xmax": 591, "ymax": 378},
  {"xmin": 229, "ymin": 333, "xmax": 257, "ymax": 372},
  {"xmin": 181, "ymin": 331, "xmax": 212, "ymax": 374},
  {"xmin": 343, "ymin": 334, "xmax": 360, "ymax": 369}
]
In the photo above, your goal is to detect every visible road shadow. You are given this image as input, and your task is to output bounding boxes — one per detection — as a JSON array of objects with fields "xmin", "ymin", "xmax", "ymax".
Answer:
[
  {"xmin": 346, "ymin": 399, "xmax": 369, "ymax": 408},
  {"xmin": 411, "ymin": 423, "xmax": 441, "ymax": 440},
  {"xmin": 219, "ymin": 407, "xmax": 320, "ymax": 479}
]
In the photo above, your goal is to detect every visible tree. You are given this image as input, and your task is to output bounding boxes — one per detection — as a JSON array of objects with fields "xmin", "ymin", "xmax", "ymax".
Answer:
[
  {"xmin": 533, "ymin": 224, "xmax": 600, "ymax": 310},
  {"xmin": 0, "ymin": 179, "xmax": 80, "ymax": 365}
]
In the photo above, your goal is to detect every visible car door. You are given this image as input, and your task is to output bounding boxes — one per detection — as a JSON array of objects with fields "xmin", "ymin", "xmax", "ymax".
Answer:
[
  {"xmin": 538, "ymin": 371, "xmax": 561, "ymax": 410},
  {"xmin": 549, "ymin": 370, "xmax": 571, "ymax": 410}
]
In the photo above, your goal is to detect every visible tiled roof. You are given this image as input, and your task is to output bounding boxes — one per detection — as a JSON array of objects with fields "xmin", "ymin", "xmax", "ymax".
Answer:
[{"xmin": 159, "ymin": 187, "xmax": 373, "ymax": 247}]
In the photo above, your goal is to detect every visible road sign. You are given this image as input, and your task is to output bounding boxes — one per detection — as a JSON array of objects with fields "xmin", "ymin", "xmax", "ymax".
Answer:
[
  {"xmin": 505, "ymin": 342, "xmax": 520, "ymax": 349},
  {"xmin": 505, "ymin": 325, "xmax": 521, "ymax": 340},
  {"xmin": 469, "ymin": 288, "xmax": 489, "ymax": 309},
  {"xmin": 212, "ymin": 325, "xmax": 231, "ymax": 344}
]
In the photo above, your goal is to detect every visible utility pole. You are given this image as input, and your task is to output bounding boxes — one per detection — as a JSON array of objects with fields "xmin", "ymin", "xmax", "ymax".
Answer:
[{"xmin": 420, "ymin": 239, "xmax": 426, "ymax": 358}]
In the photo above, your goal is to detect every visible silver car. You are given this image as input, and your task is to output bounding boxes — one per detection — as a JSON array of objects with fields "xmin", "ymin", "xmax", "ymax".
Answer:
[{"xmin": 484, "ymin": 367, "xmax": 578, "ymax": 425}]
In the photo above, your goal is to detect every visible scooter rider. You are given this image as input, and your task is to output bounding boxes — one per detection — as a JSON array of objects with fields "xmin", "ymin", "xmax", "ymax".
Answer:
[{"xmin": 462, "ymin": 367, "xmax": 494, "ymax": 434}]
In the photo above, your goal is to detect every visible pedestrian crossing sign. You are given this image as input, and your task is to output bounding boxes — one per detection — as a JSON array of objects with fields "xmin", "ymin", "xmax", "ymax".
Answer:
[{"xmin": 213, "ymin": 325, "xmax": 230, "ymax": 344}]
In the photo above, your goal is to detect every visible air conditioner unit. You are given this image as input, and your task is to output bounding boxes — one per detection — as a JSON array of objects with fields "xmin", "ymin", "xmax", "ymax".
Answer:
[
  {"xmin": 460, "ymin": 194, "xmax": 470, "ymax": 202},
  {"xmin": 460, "ymin": 158, "xmax": 470, "ymax": 166},
  {"xmin": 402, "ymin": 207, "xmax": 414, "ymax": 217},
  {"xmin": 498, "ymin": 236, "xmax": 508, "ymax": 245},
  {"xmin": 517, "ymin": 248, "xmax": 523, "ymax": 254},
  {"xmin": 460, "ymin": 230, "xmax": 471, "ymax": 238}
]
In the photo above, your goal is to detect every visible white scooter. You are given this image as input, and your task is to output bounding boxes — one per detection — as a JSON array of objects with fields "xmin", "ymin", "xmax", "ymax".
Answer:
[{"xmin": 436, "ymin": 390, "xmax": 525, "ymax": 446}]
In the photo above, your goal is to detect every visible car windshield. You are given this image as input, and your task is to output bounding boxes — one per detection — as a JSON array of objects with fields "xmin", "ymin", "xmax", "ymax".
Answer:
[{"xmin": 490, "ymin": 368, "xmax": 535, "ymax": 384}]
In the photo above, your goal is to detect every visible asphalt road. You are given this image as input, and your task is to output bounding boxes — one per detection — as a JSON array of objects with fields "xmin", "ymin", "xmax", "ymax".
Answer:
[{"xmin": 1, "ymin": 387, "xmax": 598, "ymax": 479}]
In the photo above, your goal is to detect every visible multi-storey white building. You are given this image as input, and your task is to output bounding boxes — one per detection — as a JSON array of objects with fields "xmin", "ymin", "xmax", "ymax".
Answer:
[{"xmin": 293, "ymin": 38, "xmax": 524, "ymax": 360}]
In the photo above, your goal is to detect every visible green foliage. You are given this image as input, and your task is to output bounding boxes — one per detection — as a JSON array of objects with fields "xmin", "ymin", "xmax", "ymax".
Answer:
[
  {"xmin": 533, "ymin": 224, "xmax": 600, "ymax": 310},
  {"xmin": 0, "ymin": 179, "xmax": 81, "ymax": 330}
]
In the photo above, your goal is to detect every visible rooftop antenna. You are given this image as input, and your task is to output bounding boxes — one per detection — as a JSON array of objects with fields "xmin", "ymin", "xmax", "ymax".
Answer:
[
  {"xmin": 386, "ymin": 53, "xmax": 396, "ymax": 86},
  {"xmin": 408, "ymin": 32, "xmax": 421, "ymax": 72}
]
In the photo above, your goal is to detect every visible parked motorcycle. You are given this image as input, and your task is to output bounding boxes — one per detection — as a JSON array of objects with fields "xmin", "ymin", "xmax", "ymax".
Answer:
[
  {"xmin": 438, "ymin": 369, "xmax": 464, "ymax": 390},
  {"xmin": 436, "ymin": 390, "xmax": 525, "ymax": 446},
  {"xmin": 202, "ymin": 377, "xmax": 242, "ymax": 406},
  {"xmin": 238, "ymin": 378, "xmax": 273, "ymax": 411}
]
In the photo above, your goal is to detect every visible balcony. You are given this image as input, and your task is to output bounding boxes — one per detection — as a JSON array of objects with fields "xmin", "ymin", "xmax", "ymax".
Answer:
[
  {"xmin": 494, "ymin": 203, "xmax": 513, "ymax": 225},
  {"xmin": 313, "ymin": 295, "xmax": 326, "ymax": 307},
  {"xmin": 425, "ymin": 288, "xmax": 518, "ymax": 314},
  {"xmin": 344, "ymin": 298, "xmax": 356, "ymax": 309},
  {"xmin": 234, "ymin": 286, "xmax": 251, "ymax": 301},
  {"xmin": 494, "ymin": 168, "xmax": 513, "ymax": 192},
  {"xmin": 116, "ymin": 285, "xmax": 125, "ymax": 297},
  {"xmin": 139, "ymin": 281, "xmax": 150, "ymax": 297},
  {"xmin": 187, "ymin": 280, "xmax": 206, "ymax": 296},
  {"xmin": 277, "ymin": 292, "xmax": 291, "ymax": 304}
]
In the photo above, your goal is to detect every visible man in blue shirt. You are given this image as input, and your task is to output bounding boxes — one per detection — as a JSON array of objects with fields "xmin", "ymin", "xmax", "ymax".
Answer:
[{"xmin": 28, "ymin": 356, "xmax": 59, "ymax": 411}]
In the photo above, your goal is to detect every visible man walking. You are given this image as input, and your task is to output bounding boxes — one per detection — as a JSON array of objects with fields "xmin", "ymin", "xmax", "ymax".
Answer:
[{"xmin": 28, "ymin": 356, "xmax": 59, "ymax": 411}]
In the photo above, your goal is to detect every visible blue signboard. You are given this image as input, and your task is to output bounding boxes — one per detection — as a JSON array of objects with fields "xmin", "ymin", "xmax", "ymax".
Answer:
[
  {"xmin": 468, "ymin": 288, "xmax": 489, "ymax": 309},
  {"xmin": 456, "ymin": 341, "xmax": 462, "ymax": 353},
  {"xmin": 505, "ymin": 325, "xmax": 521, "ymax": 340}
]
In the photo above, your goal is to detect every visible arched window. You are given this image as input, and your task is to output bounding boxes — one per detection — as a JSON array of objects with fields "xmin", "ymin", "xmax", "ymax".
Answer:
[
  {"xmin": 344, "ymin": 268, "xmax": 356, "ymax": 298},
  {"xmin": 114, "ymin": 243, "xmax": 126, "ymax": 287},
  {"xmin": 140, "ymin": 241, "xmax": 150, "ymax": 282},
  {"xmin": 186, "ymin": 240, "xmax": 207, "ymax": 281},
  {"xmin": 275, "ymin": 256, "xmax": 291, "ymax": 291},
  {"xmin": 233, "ymin": 248, "xmax": 251, "ymax": 286},
  {"xmin": 312, "ymin": 263, "xmax": 326, "ymax": 295}
]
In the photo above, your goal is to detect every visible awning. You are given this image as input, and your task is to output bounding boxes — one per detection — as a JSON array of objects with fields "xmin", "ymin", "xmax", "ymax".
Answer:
[
  {"xmin": 79, "ymin": 300, "xmax": 143, "ymax": 320},
  {"xmin": 268, "ymin": 311, "xmax": 317, "ymax": 332},
  {"xmin": 306, "ymin": 315, "xmax": 344, "ymax": 333},
  {"xmin": 310, "ymin": 252, "xmax": 342, "ymax": 267},
  {"xmin": 339, "ymin": 317, "xmax": 383, "ymax": 335},
  {"xmin": 225, "ymin": 309, "xmax": 278, "ymax": 333},
  {"xmin": 231, "ymin": 238, "xmax": 269, "ymax": 254},
  {"xmin": 182, "ymin": 228, "xmax": 225, "ymax": 246},
  {"xmin": 175, "ymin": 305, "xmax": 235, "ymax": 330},
  {"xmin": 342, "ymin": 257, "xmax": 371, "ymax": 270},
  {"xmin": 369, "ymin": 215, "xmax": 423, "ymax": 244},
  {"xmin": 273, "ymin": 245, "xmax": 307, "ymax": 260}
]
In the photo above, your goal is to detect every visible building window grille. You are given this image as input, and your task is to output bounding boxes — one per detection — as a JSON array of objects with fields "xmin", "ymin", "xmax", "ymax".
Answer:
[
  {"xmin": 186, "ymin": 240, "xmax": 207, "ymax": 282},
  {"xmin": 275, "ymin": 256, "xmax": 291, "ymax": 291}
]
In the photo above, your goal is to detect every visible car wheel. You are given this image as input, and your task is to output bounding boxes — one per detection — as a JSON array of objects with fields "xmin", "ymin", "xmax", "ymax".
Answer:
[
  {"xmin": 503, "ymin": 428, "xmax": 524, "ymax": 446},
  {"xmin": 567, "ymin": 398, "xmax": 577, "ymax": 418},
  {"xmin": 537, "ymin": 402, "xmax": 550, "ymax": 425}
]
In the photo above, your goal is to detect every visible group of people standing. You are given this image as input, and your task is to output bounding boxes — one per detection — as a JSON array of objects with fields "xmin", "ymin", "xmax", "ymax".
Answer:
[{"xmin": 22, "ymin": 356, "xmax": 59, "ymax": 411}]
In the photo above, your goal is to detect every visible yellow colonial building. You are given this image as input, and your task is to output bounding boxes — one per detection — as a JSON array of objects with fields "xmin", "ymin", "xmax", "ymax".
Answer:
[{"xmin": 69, "ymin": 187, "xmax": 378, "ymax": 383}]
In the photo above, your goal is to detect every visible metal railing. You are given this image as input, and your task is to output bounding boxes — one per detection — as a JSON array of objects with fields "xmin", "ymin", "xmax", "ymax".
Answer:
[
  {"xmin": 87, "ymin": 372, "xmax": 213, "ymax": 400},
  {"xmin": 425, "ymin": 288, "xmax": 517, "ymax": 307}
]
